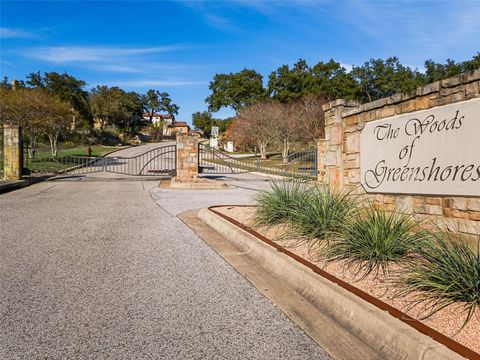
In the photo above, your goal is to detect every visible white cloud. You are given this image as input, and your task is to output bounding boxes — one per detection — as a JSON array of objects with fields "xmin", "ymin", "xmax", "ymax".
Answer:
[
  {"xmin": 340, "ymin": 62, "xmax": 353, "ymax": 72},
  {"xmin": 0, "ymin": 27, "xmax": 38, "ymax": 39},
  {"xmin": 24, "ymin": 44, "xmax": 187, "ymax": 63}
]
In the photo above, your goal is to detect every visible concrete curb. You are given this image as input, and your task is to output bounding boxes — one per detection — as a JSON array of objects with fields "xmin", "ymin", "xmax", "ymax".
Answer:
[
  {"xmin": 197, "ymin": 208, "xmax": 466, "ymax": 360},
  {"xmin": 159, "ymin": 178, "xmax": 230, "ymax": 190},
  {"xmin": 0, "ymin": 175, "xmax": 52, "ymax": 194}
]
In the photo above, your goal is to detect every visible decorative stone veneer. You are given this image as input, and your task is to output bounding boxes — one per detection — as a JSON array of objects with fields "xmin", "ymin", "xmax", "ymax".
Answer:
[
  {"xmin": 317, "ymin": 69, "xmax": 480, "ymax": 236},
  {"xmin": 176, "ymin": 133, "xmax": 199, "ymax": 179},
  {"xmin": 3, "ymin": 125, "xmax": 22, "ymax": 181}
]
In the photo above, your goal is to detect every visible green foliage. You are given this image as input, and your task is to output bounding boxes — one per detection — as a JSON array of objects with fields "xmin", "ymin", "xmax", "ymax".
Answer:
[
  {"xmin": 326, "ymin": 205, "xmax": 427, "ymax": 278},
  {"xmin": 141, "ymin": 89, "xmax": 179, "ymax": 121},
  {"xmin": 254, "ymin": 182, "xmax": 356, "ymax": 246},
  {"xmin": 399, "ymin": 232, "xmax": 480, "ymax": 331},
  {"xmin": 206, "ymin": 68, "xmax": 267, "ymax": 112},
  {"xmin": 288, "ymin": 186, "xmax": 357, "ymax": 244},
  {"xmin": 268, "ymin": 59, "xmax": 314, "ymax": 103},
  {"xmin": 268, "ymin": 59, "xmax": 360, "ymax": 102},
  {"xmin": 192, "ymin": 111, "xmax": 234, "ymax": 137},
  {"xmin": 26, "ymin": 71, "xmax": 93, "ymax": 128},
  {"xmin": 310, "ymin": 60, "xmax": 360, "ymax": 100},
  {"xmin": 89, "ymin": 85, "xmax": 143, "ymax": 135},
  {"xmin": 350, "ymin": 57, "xmax": 425, "ymax": 102},
  {"xmin": 254, "ymin": 180, "xmax": 311, "ymax": 227},
  {"xmin": 424, "ymin": 53, "xmax": 480, "ymax": 83}
]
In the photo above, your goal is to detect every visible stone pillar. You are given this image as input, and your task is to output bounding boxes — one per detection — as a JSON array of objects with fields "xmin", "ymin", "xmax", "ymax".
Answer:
[
  {"xmin": 318, "ymin": 100, "xmax": 360, "ymax": 191},
  {"xmin": 3, "ymin": 125, "xmax": 22, "ymax": 181},
  {"xmin": 176, "ymin": 133, "xmax": 199, "ymax": 179}
]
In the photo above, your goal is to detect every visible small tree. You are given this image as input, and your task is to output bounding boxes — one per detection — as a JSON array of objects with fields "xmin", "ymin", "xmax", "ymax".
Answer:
[
  {"xmin": 234, "ymin": 101, "xmax": 279, "ymax": 159},
  {"xmin": 141, "ymin": 89, "xmax": 179, "ymax": 122},
  {"xmin": 273, "ymin": 101, "xmax": 300, "ymax": 164},
  {"xmin": 89, "ymin": 85, "xmax": 111, "ymax": 130},
  {"xmin": 296, "ymin": 94, "xmax": 327, "ymax": 143},
  {"xmin": 31, "ymin": 90, "xmax": 72, "ymax": 156},
  {"xmin": 206, "ymin": 69, "xmax": 266, "ymax": 112}
]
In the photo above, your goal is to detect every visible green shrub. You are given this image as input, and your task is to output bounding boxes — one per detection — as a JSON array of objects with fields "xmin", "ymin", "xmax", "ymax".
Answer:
[
  {"xmin": 254, "ymin": 180, "xmax": 311, "ymax": 227},
  {"xmin": 326, "ymin": 205, "xmax": 427, "ymax": 278},
  {"xmin": 399, "ymin": 232, "xmax": 480, "ymax": 331},
  {"xmin": 288, "ymin": 186, "xmax": 357, "ymax": 244}
]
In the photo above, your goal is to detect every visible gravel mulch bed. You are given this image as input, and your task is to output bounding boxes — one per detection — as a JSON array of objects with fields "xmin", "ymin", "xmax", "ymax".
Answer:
[{"xmin": 215, "ymin": 206, "xmax": 480, "ymax": 355}]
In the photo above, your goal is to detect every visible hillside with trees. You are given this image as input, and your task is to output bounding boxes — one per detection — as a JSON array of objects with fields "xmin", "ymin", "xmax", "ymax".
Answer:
[
  {"xmin": 201, "ymin": 53, "xmax": 480, "ymax": 155},
  {"xmin": 0, "ymin": 71, "xmax": 180, "ymax": 157}
]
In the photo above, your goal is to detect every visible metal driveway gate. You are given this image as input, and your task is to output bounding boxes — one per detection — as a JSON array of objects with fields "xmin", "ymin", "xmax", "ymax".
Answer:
[
  {"xmin": 24, "ymin": 143, "xmax": 176, "ymax": 177},
  {"xmin": 198, "ymin": 143, "xmax": 317, "ymax": 179}
]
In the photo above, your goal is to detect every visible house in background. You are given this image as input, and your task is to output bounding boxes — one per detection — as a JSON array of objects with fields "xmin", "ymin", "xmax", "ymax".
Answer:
[
  {"xmin": 142, "ymin": 113, "xmax": 174, "ymax": 126},
  {"xmin": 164, "ymin": 121, "xmax": 190, "ymax": 136}
]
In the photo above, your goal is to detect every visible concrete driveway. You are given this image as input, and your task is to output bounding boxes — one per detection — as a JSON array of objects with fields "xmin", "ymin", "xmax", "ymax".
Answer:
[{"xmin": 0, "ymin": 154, "xmax": 328, "ymax": 359}]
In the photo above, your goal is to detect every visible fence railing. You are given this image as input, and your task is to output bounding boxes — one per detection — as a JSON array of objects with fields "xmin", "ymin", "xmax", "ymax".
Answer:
[{"xmin": 198, "ymin": 144, "xmax": 317, "ymax": 178}]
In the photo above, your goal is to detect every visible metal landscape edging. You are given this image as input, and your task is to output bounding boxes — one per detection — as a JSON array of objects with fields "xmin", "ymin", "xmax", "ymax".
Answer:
[{"xmin": 207, "ymin": 205, "xmax": 479, "ymax": 360}]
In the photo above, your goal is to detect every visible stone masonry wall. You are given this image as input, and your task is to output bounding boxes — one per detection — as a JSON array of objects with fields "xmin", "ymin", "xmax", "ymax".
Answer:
[
  {"xmin": 3, "ymin": 125, "xmax": 22, "ymax": 181},
  {"xmin": 176, "ymin": 133, "xmax": 199, "ymax": 179},
  {"xmin": 317, "ymin": 69, "xmax": 480, "ymax": 236}
]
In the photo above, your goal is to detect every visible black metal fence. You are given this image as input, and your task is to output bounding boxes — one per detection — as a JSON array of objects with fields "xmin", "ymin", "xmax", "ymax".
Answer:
[
  {"xmin": 198, "ymin": 143, "xmax": 317, "ymax": 178},
  {"xmin": 22, "ymin": 143, "xmax": 176, "ymax": 177}
]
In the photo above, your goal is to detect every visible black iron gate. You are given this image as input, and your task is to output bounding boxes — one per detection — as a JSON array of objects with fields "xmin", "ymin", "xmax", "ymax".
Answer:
[
  {"xmin": 198, "ymin": 143, "xmax": 317, "ymax": 178},
  {"xmin": 24, "ymin": 144, "xmax": 176, "ymax": 177}
]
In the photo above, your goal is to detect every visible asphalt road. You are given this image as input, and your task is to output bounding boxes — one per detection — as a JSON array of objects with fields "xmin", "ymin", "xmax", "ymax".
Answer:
[{"xmin": 0, "ymin": 166, "xmax": 328, "ymax": 359}]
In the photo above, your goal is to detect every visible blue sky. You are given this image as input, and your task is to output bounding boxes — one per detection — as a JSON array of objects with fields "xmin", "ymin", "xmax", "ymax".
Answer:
[{"xmin": 1, "ymin": 1, "xmax": 479, "ymax": 123}]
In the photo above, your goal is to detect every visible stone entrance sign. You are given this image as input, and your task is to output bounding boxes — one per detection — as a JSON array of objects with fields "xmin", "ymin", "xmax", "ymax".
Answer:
[{"xmin": 360, "ymin": 98, "xmax": 480, "ymax": 196}]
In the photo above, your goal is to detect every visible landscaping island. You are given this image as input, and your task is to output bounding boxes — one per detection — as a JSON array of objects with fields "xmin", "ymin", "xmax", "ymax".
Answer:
[{"xmin": 209, "ymin": 181, "xmax": 480, "ymax": 357}]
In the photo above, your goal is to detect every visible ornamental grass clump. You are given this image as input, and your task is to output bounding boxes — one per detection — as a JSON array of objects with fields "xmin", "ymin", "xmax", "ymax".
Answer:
[
  {"xmin": 399, "ymin": 232, "xmax": 480, "ymax": 331},
  {"xmin": 326, "ymin": 205, "xmax": 427, "ymax": 278},
  {"xmin": 288, "ymin": 186, "xmax": 357, "ymax": 248},
  {"xmin": 254, "ymin": 180, "xmax": 311, "ymax": 227}
]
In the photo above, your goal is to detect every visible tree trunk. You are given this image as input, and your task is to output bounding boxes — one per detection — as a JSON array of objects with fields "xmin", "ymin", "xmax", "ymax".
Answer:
[
  {"xmin": 282, "ymin": 138, "xmax": 290, "ymax": 164},
  {"xmin": 71, "ymin": 114, "xmax": 76, "ymax": 130},
  {"xmin": 258, "ymin": 141, "xmax": 268, "ymax": 160},
  {"xmin": 28, "ymin": 136, "xmax": 38, "ymax": 159},
  {"xmin": 49, "ymin": 133, "xmax": 58, "ymax": 157}
]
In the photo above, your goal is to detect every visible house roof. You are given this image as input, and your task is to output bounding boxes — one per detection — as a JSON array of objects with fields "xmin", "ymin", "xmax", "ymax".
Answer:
[
  {"xmin": 172, "ymin": 121, "xmax": 189, "ymax": 127},
  {"xmin": 142, "ymin": 113, "xmax": 173, "ymax": 119}
]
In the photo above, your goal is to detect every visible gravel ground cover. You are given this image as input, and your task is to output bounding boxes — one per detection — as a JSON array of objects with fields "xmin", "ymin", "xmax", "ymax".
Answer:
[
  {"xmin": 216, "ymin": 206, "xmax": 480, "ymax": 355},
  {"xmin": 0, "ymin": 173, "xmax": 328, "ymax": 359}
]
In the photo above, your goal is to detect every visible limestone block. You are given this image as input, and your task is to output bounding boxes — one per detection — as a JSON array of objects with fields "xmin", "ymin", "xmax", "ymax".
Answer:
[
  {"xmin": 424, "ymin": 197, "xmax": 442, "ymax": 206},
  {"xmin": 414, "ymin": 96, "xmax": 430, "ymax": 110},
  {"xmin": 451, "ymin": 210, "xmax": 469, "ymax": 219},
  {"xmin": 329, "ymin": 168, "xmax": 343, "ymax": 190},
  {"xmin": 383, "ymin": 195, "xmax": 396, "ymax": 204},
  {"xmin": 330, "ymin": 125, "xmax": 343, "ymax": 146},
  {"xmin": 396, "ymin": 196, "xmax": 414, "ymax": 214},
  {"xmin": 462, "ymin": 69, "xmax": 480, "ymax": 83},
  {"xmin": 452, "ymin": 198, "xmax": 467, "ymax": 210},
  {"xmin": 345, "ymin": 132, "xmax": 360, "ymax": 154},
  {"xmin": 375, "ymin": 106, "xmax": 395, "ymax": 119},
  {"xmin": 325, "ymin": 151, "xmax": 337, "ymax": 166},
  {"xmin": 416, "ymin": 81, "xmax": 440, "ymax": 96},
  {"xmin": 469, "ymin": 211, "xmax": 480, "ymax": 221},
  {"xmin": 441, "ymin": 75, "xmax": 462, "ymax": 88},
  {"xmin": 397, "ymin": 100, "xmax": 415, "ymax": 114},
  {"xmin": 345, "ymin": 115, "xmax": 358, "ymax": 126},
  {"xmin": 439, "ymin": 87, "xmax": 464, "ymax": 97},
  {"xmin": 467, "ymin": 199, "xmax": 480, "ymax": 211},
  {"xmin": 347, "ymin": 169, "xmax": 360, "ymax": 183},
  {"xmin": 465, "ymin": 82, "xmax": 479, "ymax": 99},
  {"xmin": 426, "ymin": 205, "xmax": 443, "ymax": 216}
]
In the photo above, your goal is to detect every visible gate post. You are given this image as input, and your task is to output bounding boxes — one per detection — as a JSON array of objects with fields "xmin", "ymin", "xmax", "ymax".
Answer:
[
  {"xmin": 3, "ymin": 124, "xmax": 23, "ymax": 181},
  {"xmin": 176, "ymin": 133, "xmax": 200, "ymax": 180}
]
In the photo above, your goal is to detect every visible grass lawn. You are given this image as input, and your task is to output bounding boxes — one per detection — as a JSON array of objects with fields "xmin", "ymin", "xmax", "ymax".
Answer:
[
  {"xmin": 200, "ymin": 156, "xmax": 315, "ymax": 177},
  {"xmin": 32, "ymin": 144, "xmax": 125, "ymax": 158},
  {"xmin": 23, "ymin": 144, "xmax": 126, "ymax": 173}
]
